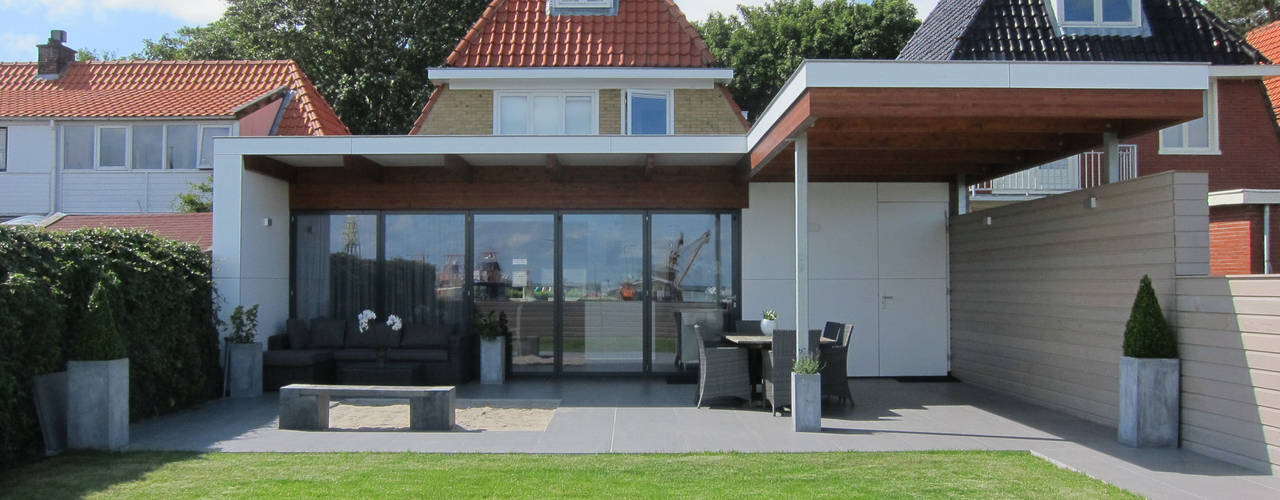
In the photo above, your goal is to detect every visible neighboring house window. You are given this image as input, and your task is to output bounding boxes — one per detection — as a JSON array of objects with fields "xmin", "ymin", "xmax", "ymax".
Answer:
[
  {"xmin": 0, "ymin": 127, "xmax": 7, "ymax": 172},
  {"xmin": 552, "ymin": 0, "xmax": 613, "ymax": 7},
  {"xmin": 494, "ymin": 92, "xmax": 597, "ymax": 135},
  {"xmin": 625, "ymin": 89, "xmax": 673, "ymax": 135},
  {"xmin": 1159, "ymin": 81, "xmax": 1219, "ymax": 155},
  {"xmin": 1060, "ymin": 0, "xmax": 1139, "ymax": 27},
  {"xmin": 63, "ymin": 123, "xmax": 229, "ymax": 170}
]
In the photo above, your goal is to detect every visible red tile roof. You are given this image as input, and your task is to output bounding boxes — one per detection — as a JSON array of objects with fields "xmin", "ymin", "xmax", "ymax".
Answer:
[
  {"xmin": 1248, "ymin": 21, "xmax": 1280, "ymax": 127},
  {"xmin": 44, "ymin": 212, "xmax": 213, "ymax": 252},
  {"xmin": 446, "ymin": 0, "xmax": 717, "ymax": 67},
  {"xmin": 0, "ymin": 60, "xmax": 348, "ymax": 136}
]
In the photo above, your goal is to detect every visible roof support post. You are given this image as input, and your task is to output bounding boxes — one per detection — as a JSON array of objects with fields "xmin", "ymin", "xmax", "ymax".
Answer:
[
  {"xmin": 956, "ymin": 174, "xmax": 969, "ymax": 215},
  {"xmin": 1104, "ymin": 132, "xmax": 1120, "ymax": 183},
  {"xmin": 792, "ymin": 131, "xmax": 816, "ymax": 432}
]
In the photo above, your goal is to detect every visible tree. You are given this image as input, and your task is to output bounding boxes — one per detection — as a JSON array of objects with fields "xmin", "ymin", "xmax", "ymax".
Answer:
[
  {"xmin": 75, "ymin": 49, "xmax": 137, "ymax": 61},
  {"xmin": 1206, "ymin": 0, "xmax": 1278, "ymax": 34},
  {"xmin": 141, "ymin": 0, "xmax": 490, "ymax": 134},
  {"xmin": 174, "ymin": 176, "xmax": 213, "ymax": 213},
  {"xmin": 696, "ymin": 0, "xmax": 921, "ymax": 120}
]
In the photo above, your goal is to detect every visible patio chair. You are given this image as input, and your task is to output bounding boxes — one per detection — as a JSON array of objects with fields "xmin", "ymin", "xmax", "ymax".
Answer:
[
  {"xmin": 734, "ymin": 320, "xmax": 763, "ymax": 334},
  {"xmin": 821, "ymin": 323, "xmax": 855, "ymax": 407},
  {"xmin": 695, "ymin": 333, "xmax": 750, "ymax": 408},
  {"xmin": 674, "ymin": 310, "xmax": 727, "ymax": 370},
  {"xmin": 763, "ymin": 329, "xmax": 821, "ymax": 416},
  {"xmin": 821, "ymin": 321, "xmax": 849, "ymax": 344}
]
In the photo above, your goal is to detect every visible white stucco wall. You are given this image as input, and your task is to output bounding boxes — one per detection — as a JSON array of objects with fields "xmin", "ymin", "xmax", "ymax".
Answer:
[
  {"xmin": 741, "ymin": 182, "xmax": 950, "ymax": 377},
  {"xmin": 212, "ymin": 148, "xmax": 291, "ymax": 345}
]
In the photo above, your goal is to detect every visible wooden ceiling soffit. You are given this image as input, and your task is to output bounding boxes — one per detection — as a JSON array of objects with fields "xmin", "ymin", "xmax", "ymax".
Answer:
[
  {"xmin": 546, "ymin": 154, "xmax": 563, "ymax": 182},
  {"xmin": 243, "ymin": 155, "xmax": 294, "ymax": 182},
  {"xmin": 444, "ymin": 154, "xmax": 474, "ymax": 182},
  {"xmin": 342, "ymin": 155, "xmax": 384, "ymax": 184}
]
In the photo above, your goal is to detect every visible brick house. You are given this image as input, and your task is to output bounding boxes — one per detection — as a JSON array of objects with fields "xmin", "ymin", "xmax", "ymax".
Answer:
[
  {"xmin": 0, "ymin": 30, "xmax": 347, "ymax": 220},
  {"xmin": 899, "ymin": 0, "xmax": 1280, "ymax": 275}
]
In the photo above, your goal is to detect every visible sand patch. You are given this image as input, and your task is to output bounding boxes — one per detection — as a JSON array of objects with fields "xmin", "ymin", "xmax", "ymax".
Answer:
[{"xmin": 327, "ymin": 398, "xmax": 557, "ymax": 432}]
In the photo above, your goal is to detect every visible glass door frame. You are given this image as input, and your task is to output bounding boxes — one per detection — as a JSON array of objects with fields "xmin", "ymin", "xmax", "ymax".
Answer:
[{"xmin": 290, "ymin": 208, "xmax": 741, "ymax": 377}]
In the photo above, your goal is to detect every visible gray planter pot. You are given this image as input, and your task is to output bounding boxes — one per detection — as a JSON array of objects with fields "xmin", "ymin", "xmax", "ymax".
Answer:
[
  {"xmin": 32, "ymin": 371, "xmax": 67, "ymax": 455},
  {"xmin": 1118, "ymin": 356, "xmax": 1180, "ymax": 448},
  {"xmin": 67, "ymin": 358, "xmax": 129, "ymax": 450},
  {"xmin": 791, "ymin": 372, "xmax": 821, "ymax": 432},
  {"xmin": 227, "ymin": 342, "xmax": 264, "ymax": 398},
  {"xmin": 480, "ymin": 337, "xmax": 506, "ymax": 384}
]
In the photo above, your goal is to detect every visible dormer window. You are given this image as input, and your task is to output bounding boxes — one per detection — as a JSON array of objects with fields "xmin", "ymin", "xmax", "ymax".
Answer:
[{"xmin": 1060, "ymin": 0, "xmax": 1140, "ymax": 27}]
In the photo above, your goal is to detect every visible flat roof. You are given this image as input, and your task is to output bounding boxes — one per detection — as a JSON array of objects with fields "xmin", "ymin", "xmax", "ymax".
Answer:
[{"xmin": 1208, "ymin": 188, "xmax": 1280, "ymax": 206}]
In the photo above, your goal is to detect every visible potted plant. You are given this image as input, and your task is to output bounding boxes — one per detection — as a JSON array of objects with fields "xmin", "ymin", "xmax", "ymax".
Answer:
[
  {"xmin": 474, "ymin": 310, "xmax": 509, "ymax": 384},
  {"xmin": 1118, "ymin": 275, "xmax": 1179, "ymax": 448},
  {"xmin": 225, "ymin": 304, "xmax": 263, "ymax": 398},
  {"xmin": 791, "ymin": 349, "xmax": 822, "ymax": 432},
  {"xmin": 66, "ymin": 274, "xmax": 129, "ymax": 450},
  {"xmin": 761, "ymin": 309, "xmax": 778, "ymax": 335}
]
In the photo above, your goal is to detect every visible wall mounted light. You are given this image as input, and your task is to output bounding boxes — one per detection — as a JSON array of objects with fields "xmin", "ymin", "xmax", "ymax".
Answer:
[
  {"xmin": 1087, "ymin": 196, "xmax": 1098, "ymax": 209},
  {"xmin": 263, "ymin": 217, "xmax": 273, "ymax": 227},
  {"xmin": 983, "ymin": 216, "xmax": 993, "ymax": 226}
]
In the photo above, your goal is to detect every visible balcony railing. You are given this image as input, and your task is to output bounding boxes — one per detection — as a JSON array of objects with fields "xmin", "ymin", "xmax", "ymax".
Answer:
[{"xmin": 970, "ymin": 145, "xmax": 1137, "ymax": 197}]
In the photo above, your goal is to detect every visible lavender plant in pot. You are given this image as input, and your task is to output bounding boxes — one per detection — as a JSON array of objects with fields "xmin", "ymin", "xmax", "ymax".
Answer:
[{"xmin": 791, "ymin": 349, "xmax": 822, "ymax": 432}]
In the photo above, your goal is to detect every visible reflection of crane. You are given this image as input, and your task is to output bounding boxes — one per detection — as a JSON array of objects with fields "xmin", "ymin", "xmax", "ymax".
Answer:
[
  {"xmin": 653, "ymin": 230, "xmax": 711, "ymax": 302},
  {"xmin": 342, "ymin": 216, "xmax": 362, "ymax": 257}
]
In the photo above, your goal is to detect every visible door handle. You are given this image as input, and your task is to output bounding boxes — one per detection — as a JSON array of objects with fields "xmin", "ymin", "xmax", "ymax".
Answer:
[{"xmin": 881, "ymin": 295, "xmax": 894, "ymax": 310}]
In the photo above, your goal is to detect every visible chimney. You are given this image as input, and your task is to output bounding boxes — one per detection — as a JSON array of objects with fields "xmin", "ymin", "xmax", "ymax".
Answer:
[{"xmin": 37, "ymin": 30, "xmax": 75, "ymax": 79}]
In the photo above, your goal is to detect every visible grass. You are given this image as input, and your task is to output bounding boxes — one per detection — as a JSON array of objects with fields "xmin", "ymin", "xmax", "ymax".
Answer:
[{"xmin": 0, "ymin": 451, "xmax": 1136, "ymax": 499}]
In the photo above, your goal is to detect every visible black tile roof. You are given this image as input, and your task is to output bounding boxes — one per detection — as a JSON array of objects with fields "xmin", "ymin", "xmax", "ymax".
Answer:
[{"xmin": 897, "ymin": 0, "xmax": 1265, "ymax": 64}]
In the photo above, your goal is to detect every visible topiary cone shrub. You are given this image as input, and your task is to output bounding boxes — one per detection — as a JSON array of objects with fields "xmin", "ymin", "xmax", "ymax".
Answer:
[{"xmin": 1122, "ymin": 275, "xmax": 1177, "ymax": 359}]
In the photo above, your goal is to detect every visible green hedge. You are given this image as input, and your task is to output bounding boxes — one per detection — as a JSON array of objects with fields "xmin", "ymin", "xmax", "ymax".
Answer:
[{"xmin": 0, "ymin": 226, "xmax": 221, "ymax": 469}]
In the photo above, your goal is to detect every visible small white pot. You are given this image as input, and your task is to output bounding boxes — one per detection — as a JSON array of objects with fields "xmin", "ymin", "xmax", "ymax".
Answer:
[{"xmin": 760, "ymin": 318, "xmax": 777, "ymax": 335}]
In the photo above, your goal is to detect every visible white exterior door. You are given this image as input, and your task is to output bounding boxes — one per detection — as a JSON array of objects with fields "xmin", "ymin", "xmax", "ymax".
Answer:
[{"xmin": 876, "ymin": 198, "xmax": 949, "ymax": 376}]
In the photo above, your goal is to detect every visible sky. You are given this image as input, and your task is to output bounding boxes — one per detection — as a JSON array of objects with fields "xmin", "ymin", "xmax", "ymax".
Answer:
[{"xmin": 0, "ymin": 0, "xmax": 939, "ymax": 62}]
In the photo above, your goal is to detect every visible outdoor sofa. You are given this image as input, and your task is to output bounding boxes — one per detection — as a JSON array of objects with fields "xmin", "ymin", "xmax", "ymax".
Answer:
[{"xmin": 263, "ymin": 319, "xmax": 474, "ymax": 390}]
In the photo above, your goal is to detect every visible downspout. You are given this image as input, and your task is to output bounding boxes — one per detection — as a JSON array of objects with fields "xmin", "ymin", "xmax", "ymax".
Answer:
[
  {"xmin": 1265, "ymin": 205, "xmax": 1272, "ymax": 274},
  {"xmin": 267, "ymin": 90, "xmax": 296, "ymax": 136},
  {"xmin": 47, "ymin": 119, "xmax": 57, "ymax": 215}
]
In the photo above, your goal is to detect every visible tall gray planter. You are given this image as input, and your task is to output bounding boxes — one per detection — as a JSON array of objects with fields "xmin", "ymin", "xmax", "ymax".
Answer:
[
  {"xmin": 791, "ymin": 373, "xmax": 821, "ymax": 432},
  {"xmin": 227, "ymin": 342, "xmax": 264, "ymax": 398},
  {"xmin": 32, "ymin": 371, "xmax": 67, "ymax": 455},
  {"xmin": 67, "ymin": 358, "xmax": 129, "ymax": 450},
  {"xmin": 1118, "ymin": 356, "xmax": 1180, "ymax": 448},
  {"xmin": 480, "ymin": 337, "xmax": 506, "ymax": 384}
]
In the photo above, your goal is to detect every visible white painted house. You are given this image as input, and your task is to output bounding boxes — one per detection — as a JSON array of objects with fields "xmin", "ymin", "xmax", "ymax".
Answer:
[{"xmin": 0, "ymin": 31, "xmax": 348, "ymax": 220}]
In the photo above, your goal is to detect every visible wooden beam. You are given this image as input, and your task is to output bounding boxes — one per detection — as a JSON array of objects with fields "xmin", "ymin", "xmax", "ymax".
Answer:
[
  {"xmin": 807, "ymin": 88, "xmax": 1204, "ymax": 121},
  {"xmin": 242, "ymin": 155, "xmax": 294, "ymax": 182},
  {"xmin": 747, "ymin": 90, "xmax": 815, "ymax": 177},
  {"xmin": 811, "ymin": 116, "xmax": 1120, "ymax": 135},
  {"xmin": 732, "ymin": 156, "xmax": 751, "ymax": 185},
  {"xmin": 805, "ymin": 131, "xmax": 1076, "ymax": 151},
  {"xmin": 444, "ymin": 154, "xmax": 473, "ymax": 182},
  {"xmin": 342, "ymin": 155, "xmax": 383, "ymax": 184},
  {"xmin": 643, "ymin": 154, "xmax": 656, "ymax": 181},
  {"xmin": 546, "ymin": 154, "xmax": 563, "ymax": 182}
]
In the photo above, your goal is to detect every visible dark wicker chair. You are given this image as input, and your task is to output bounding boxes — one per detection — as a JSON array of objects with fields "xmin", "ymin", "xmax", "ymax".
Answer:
[
  {"xmin": 821, "ymin": 322, "xmax": 855, "ymax": 407},
  {"xmin": 763, "ymin": 329, "xmax": 821, "ymax": 415},
  {"xmin": 695, "ymin": 330, "xmax": 750, "ymax": 408}
]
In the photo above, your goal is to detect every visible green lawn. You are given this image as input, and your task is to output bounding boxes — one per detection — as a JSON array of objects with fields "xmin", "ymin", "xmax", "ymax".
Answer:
[{"xmin": 0, "ymin": 451, "xmax": 1134, "ymax": 499}]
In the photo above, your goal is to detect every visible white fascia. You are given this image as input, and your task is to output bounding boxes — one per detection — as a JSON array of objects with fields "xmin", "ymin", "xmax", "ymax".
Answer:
[
  {"xmin": 1210, "ymin": 65, "xmax": 1280, "ymax": 79},
  {"xmin": 214, "ymin": 134, "xmax": 746, "ymax": 156},
  {"xmin": 429, "ymin": 67, "xmax": 734, "ymax": 90},
  {"xmin": 747, "ymin": 60, "xmax": 1212, "ymax": 149},
  {"xmin": 1208, "ymin": 188, "xmax": 1280, "ymax": 206}
]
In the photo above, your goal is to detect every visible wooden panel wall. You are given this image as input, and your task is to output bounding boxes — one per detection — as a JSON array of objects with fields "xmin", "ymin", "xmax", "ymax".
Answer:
[
  {"xmin": 949, "ymin": 171, "xmax": 1209, "ymax": 427},
  {"xmin": 1175, "ymin": 276, "xmax": 1280, "ymax": 473},
  {"xmin": 290, "ymin": 165, "xmax": 747, "ymax": 211}
]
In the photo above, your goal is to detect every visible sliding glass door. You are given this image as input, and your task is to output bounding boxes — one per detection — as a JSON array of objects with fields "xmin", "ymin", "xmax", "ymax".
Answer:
[
  {"xmin": 562, "ymin": 214, "xmax": 645, "ymax": 373},
  {"xmin": 650, "ymin": 214, "xmax": 734, "ymax": 373},
  {"xmin": 473, "ymin": 214, "xmax": 556, "ymax": 374}
]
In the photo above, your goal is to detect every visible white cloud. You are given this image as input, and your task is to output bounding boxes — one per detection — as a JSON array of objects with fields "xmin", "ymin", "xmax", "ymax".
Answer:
[
  {"xmin": 0, "ymin": 0, "xmax": 227, "ymax": 24},
  {"xmin": 675, "ymin": 0, "xmax": 939, "ymax": 23}
]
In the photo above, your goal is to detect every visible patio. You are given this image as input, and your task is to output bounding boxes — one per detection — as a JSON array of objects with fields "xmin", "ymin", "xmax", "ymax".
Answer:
[{"xmin": 128, "ymin": 378, "xmax": 1280, "ymax": 499}]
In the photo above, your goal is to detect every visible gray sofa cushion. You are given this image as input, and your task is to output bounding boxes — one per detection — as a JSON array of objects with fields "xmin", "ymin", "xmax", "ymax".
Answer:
[
  {"xmin": 310, "ymin": 319, "xmax": 346, "ymax": 348},
  {"xmin": 286, "ymin": 319, "xmax": 310, "ymax": 349},
  {"xmin": 263, "ymin": 350, "xmax": 333, "ymax": 367},
  {"xmin": 387, "ymin": 349, "xmax": 448, "ymax": 362},
  {"xmin": 333, "ymin": 349, "xmax": 378, "ymax": 362},
  {"xmin": 345, "ymin": 323, "xmax": 382, "ymax": 348},
  {"xmin": 400, "ymin": 324, "xmax": 453, "ymax": 348}
]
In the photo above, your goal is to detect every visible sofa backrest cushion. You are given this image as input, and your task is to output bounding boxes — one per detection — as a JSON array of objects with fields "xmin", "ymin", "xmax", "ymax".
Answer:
[
  {"xmin": 401, "ymin": 324, "xmax": 455, "ymax": 348},
  {"xmin": 345, "ymin": 321, "xmax": 379, "ymax": 348},
  {"xmin": 286, "ymin": 319, "xmax": 310, "ymax": 349},
  {"xmin": 309, "ymin": 319, "xmax": 346, "ymax": 349}
]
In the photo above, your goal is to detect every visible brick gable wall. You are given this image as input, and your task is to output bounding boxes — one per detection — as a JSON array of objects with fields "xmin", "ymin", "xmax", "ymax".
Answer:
[
  {"xmin": 1133, "ymin": 80, "xmax": 1280, "ymax": 192},
  {"xmin": 1210, "ymin": 204, "xmax": 1280, "ymax": 275}
]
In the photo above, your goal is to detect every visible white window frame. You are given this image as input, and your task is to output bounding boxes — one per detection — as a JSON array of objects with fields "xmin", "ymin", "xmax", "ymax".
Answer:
[
  {"xmin": 492, "ymin": 91, "xmax": 599, "ymax": 135},
  {"xmin": 1058, "ymin": 0, "xmax": 1141, "ymax": 28},
  {"xmin": 94, "ymin": 126, "xmax": 131, "ymax": 170},
  {"xmin": 551, "ymin": 0, "xmax": 613, "ymax": 8},
  {"xmin": 623, "ymin": 89, "xmax": 675, "ymax": 135},
  {"xmin": 1159, "ymin": 80, "xmax": 1220, "ymax": 156},
  {"xmin": 0, "ymin": 127, "xmax": 7, "ymax": 172},
  {"xmin": 197, "ymin": 124, "xmax": 232, "ymax": 170}
]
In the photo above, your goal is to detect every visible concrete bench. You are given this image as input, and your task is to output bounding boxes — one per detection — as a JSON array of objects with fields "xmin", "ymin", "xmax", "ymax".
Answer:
[{"xmin": 279, "ymin": 384, "xmax": 454, "ymax": 431}]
